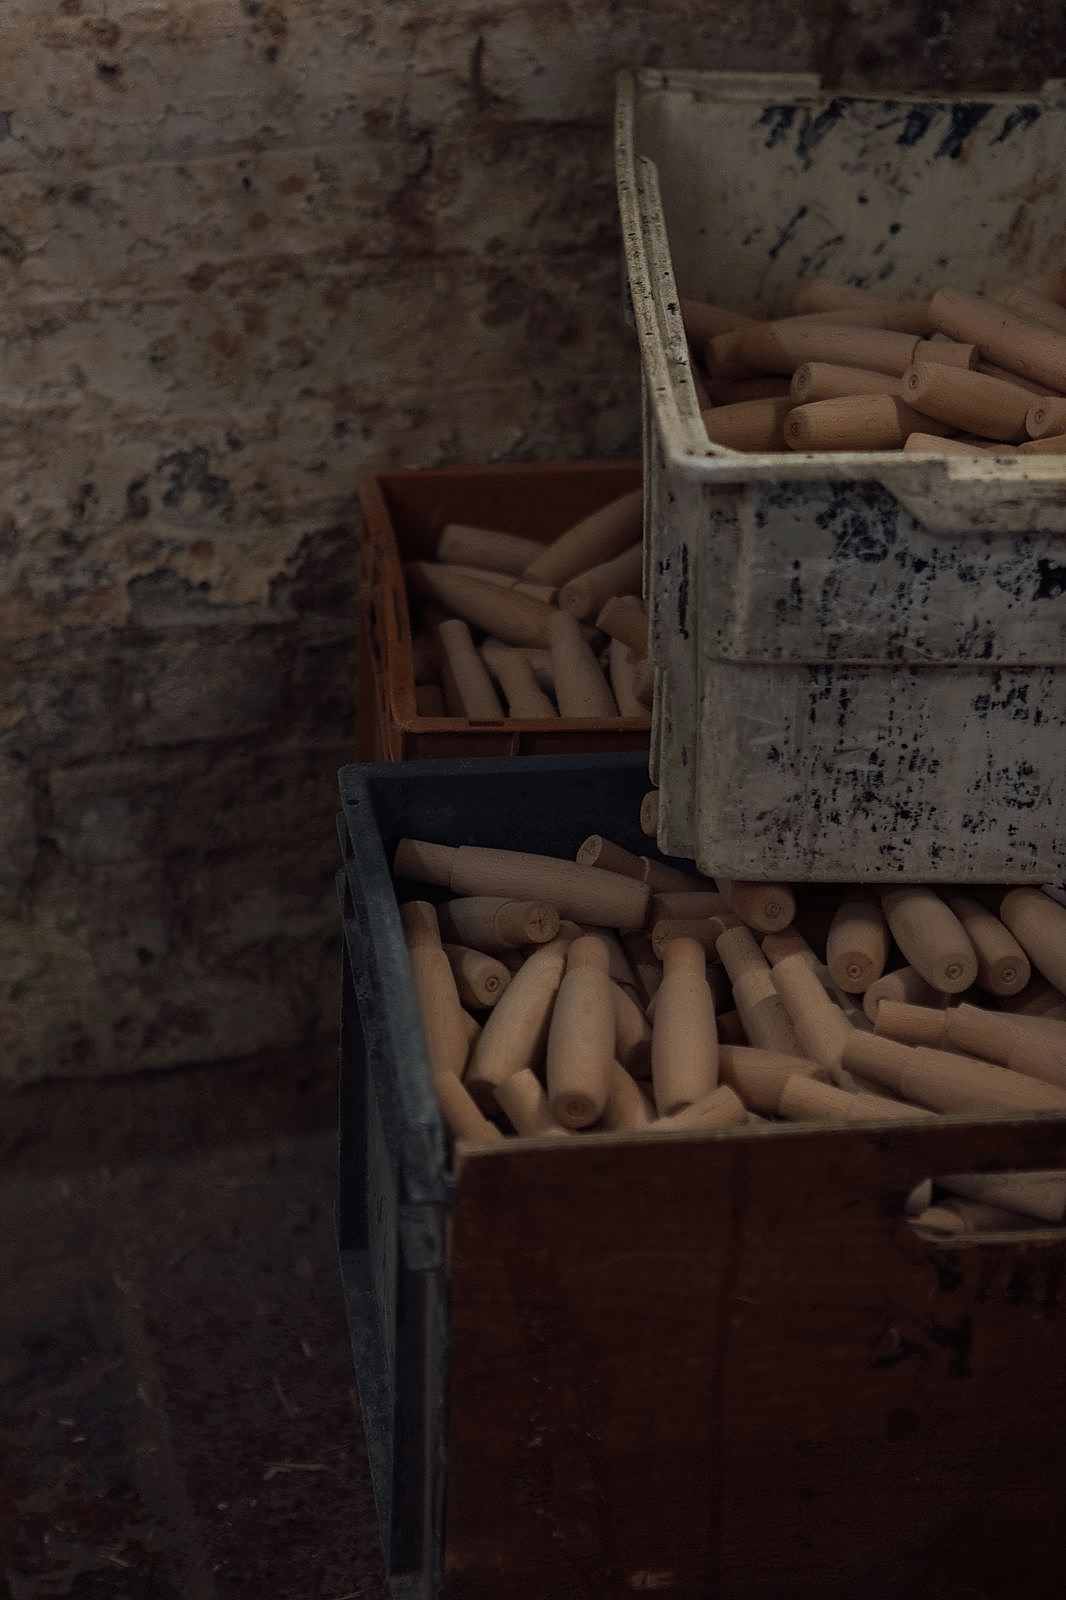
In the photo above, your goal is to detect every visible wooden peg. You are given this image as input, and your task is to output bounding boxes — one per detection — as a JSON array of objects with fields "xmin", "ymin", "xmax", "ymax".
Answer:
[
  {"xmin": 760, "ymin": 928, "xmax": 815, "ymax": 966},
  {"xmin": 437, "ymin": 619, "xmax": 505, "ymax": 719},
  {"xmin": 702, "ymin": 398, "xmax": 792, "ymax": 450},
  {"xmin": 621, "ymin": 933, "xmax": 661, "ymax": 1006},
  {"xmin": 790, "ymin": 361, "xmax": 903, "ymax": 403},
  {"xmin": 974, "ymin": 360, "xmax": 1050, "ymax": 395},
  {"xmin": 559, "ymin": 543, "xmax": 643, "ymax": 620},
  {"xmin": 546, "ymin": 936, "xmax": 615, "ymax": 1128},
  {"xmin": 875, "ymin": 999, "xmax": 952, "ymax": 1049},
  {"xmin": 436, "ymin": 523, "xmax": 541, "ymax": 575},
  {"xmin": 826, "ymin": 896, "xmax": 889, "ymax": 993},
  {"xmin": 597, "ymin": 594, "xmax": 649, "ymax": 656},
  {"xmin": 439, "ymin": 564, "xmax": 556, "ymax": 605},
  {"xmin": 575, "ymin": 926, "xmax": 634, "ymax": 990},
  {"xmin": 785, "ymin": 395, "xmax": 944, "ymax": 451},
  {"xmin": 903, "ymin": 433, "xmax": 990, "ymax": 455},
  {"xmin": 481, "ymin": 643, "xmax": 557, "ymax": 718},
  {"xmin": 881, "ymin": 888, "xmax": 978, "ymax": 994},
  {"xmin": 394, "ymin": 840, "xmax": 650, "ymax": 930},
  {"xmin": 603, "ymin": 1062, "xmax": 656, "ymax": 1131},
  {"xmin": 1000, "ymin": 889, "xmax": 1066, "ymax": 995},
  {"xmin": 651, "ymin": 1084, "xmax": 747, "ymax": 1132},
  {"xmin": 778, "ymin": 1074, "xmax": 932, "ymax": 1125},
  {"xmin": 680, "ymin": 298, "xmax": 755, "ymax": 341},
  {"xmin": 903, "ymin": 361, "xmax": 1031, "ymax": 442},
  {"xmin": 465, "ymin": 936, "xmax": 571, "ymax": 1102},
  {"xmin": 716, "ymin": 925, "xmax": 799, "ymax": 1054},
  {"xmin": 791, "ymin": 281, "xmax": 934, "ymax": 331},
  {"xmin": 401, "ymin": 901, "xmax": 471, "ymax": 1080},
  {"xmin": 764, "ymin": 928, "xmax": 873, "ymax": 1037},
  {"xmin": 718, "ymin": 1046, "xmax": 826, "ymax": 1114},
  {"xmin": 437, "ymin": 897, "xmax": 559, "ymax": 953},
  {"xmin": 936, "ymin": 1169, "xmax": 1066, "ymax": 1224},
  {"xmin": 706, "ymin": 326, "xmax": 756, "ymax": 379},
  {"xmin": 1025, "ymin": 396, "xmax": 1066, "ymax": 439},
  {"xmin": 458, "ymin": 1005, "xmax": 481, "ymax": 1056},
  {"xmin": 524, "ymin": 489, "xmax": 643, "ymax": 586},
  {"xmin": 651, "ymin": 936, "xmax": 719, "ymax": 1116},
  {"xmin": 911, "ymin": 338, "xmax": 977, "ymax": 369},
  {"xmin": 548, "ymin": 611, "xmax": 618, "ymax": 717},
  {"xmin": 862, "ymin": 964, "xmax": 948, "ymax": 1024},
  {"xmin": 442, "ymin": 944, "xmax": 512, "ymax": 1009},
  {"xmin": 652, "ymin": 916, "xmax": 739, "ymax": 960},
  {"xmin": 609, "ymin": 640, "xmax": 648, "ymax": 717},
  {"xmin": 930, "ymin": 288, "xmax": 1066, "ymax": 393},
  {"xmin": 717, "ymin": 878, "xmax": 795, "ymax": 934},
  {"xmin": 769, "ymin": 950, "xmax": 852, "ymax": 1073},
  {"xmin": 494, "ymin": 1068, "xmax": 572, "ymax": 1138},
  {"xmin": 612, "ymin": 982, "xmax": 652, "ymax": 1076},
  {"xmin": 434, "ymin": 1071, "xmax": 504, "ymax": 1145},
  {"xmin": 913, "ymin": 1200, "xmax": 1033, "ymax": 1235},
  {"xmin": 406, "ymin": 563, "xmax": 557, "ymax": 646},
  {"xmin": 1017, "ymin": 433, "xmax": 1066, "ymax": 453},
  {"xmin": 999, "ymin": 283, "xmax": 1066, "ymax": 334},
  {"xmin": 944, "ymin": 894, "xmax": 1031, "ymax": 996},
  {"xmin": 738, "ymin": 321, "xmax": 921, "ymax": 377},
  {"xmin": 582, "ymin": 837, "xmax": 715, "ymax": 899},
  {"xmin": 575, "ymin": 835, "xmax": 646, "ymax": 882},
  {"xmin": 877, "ymin": 998, "xmax": 1066, "ymax": 1088},
  {"xmin": 842, "ymin": 1031, "xmax": 1066, "ymax": 1115}
]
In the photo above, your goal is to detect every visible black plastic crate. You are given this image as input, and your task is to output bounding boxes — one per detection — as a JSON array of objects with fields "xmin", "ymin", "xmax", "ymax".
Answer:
[{"xmin": 336, "ymin": 756, "xmax": 1066, "ymax": 1600}]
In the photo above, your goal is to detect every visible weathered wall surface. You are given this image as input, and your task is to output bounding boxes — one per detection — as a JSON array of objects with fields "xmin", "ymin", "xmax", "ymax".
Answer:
[{"xmin": 2, "ymin": 1, "xmax": 1061, "ymax": 1082}]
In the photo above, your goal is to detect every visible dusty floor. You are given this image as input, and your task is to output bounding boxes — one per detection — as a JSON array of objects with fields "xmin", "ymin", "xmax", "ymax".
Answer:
[{"xmin": 0, "ymin": 1038, "xmax": 387, "ymax": 1599}]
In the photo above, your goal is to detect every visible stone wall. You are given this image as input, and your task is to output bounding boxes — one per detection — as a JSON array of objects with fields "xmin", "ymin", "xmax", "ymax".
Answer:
[{"xmin": 2, "ymin": 1, "xmax": 1059, "ymax": 1081}]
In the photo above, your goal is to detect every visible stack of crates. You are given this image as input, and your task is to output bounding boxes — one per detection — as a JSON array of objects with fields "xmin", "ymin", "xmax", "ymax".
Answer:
[{"xmin": 336, "ymin": 65, "xmax": 1066, "ymax": 1600}]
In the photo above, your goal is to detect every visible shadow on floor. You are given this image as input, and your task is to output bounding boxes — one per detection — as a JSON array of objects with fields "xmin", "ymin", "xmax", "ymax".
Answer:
[{"xmin": 0, "ymin": 1042, "xmax": 387, "ymax": 1599}]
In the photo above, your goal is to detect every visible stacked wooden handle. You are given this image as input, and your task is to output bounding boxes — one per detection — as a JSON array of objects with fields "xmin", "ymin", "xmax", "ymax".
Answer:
[
  {"xmin": 683, "ymin": 278, "xmax": 1066, "ymax": 455},
  {"xmin": 406, "ymin": 490, "xmax": 652, "ymax": 721},
  {"xmin": 395, "ymin": 799, "xmax": 1066, "ymax": 1234}
]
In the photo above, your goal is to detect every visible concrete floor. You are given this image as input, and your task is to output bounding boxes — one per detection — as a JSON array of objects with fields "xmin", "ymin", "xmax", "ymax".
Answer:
[{"xmin": 0, "ymin": 1040, "xmax": 387, "ymax": 1599}]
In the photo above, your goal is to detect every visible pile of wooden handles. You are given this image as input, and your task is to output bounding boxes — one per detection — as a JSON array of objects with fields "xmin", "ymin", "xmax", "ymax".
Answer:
[
  {"xmin": 394, "ymin": 794, "xmax": 1066, "ymax": 1236},
  {"xmin": 683, "ymin": 275, "xmax": 1066, "ymax": 455},
  {"xmin": 405, "ymin": 489, "xmax": 651, "ymax": 721}
]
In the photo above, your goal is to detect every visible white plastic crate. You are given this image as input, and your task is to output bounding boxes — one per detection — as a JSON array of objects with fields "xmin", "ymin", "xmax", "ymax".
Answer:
[{"xmin": 617, "ymin": 69, "xmax": 1066, "ymax": 882}]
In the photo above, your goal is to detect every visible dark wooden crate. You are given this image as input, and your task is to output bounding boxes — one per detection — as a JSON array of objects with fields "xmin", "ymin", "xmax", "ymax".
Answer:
[
  {"xmin": 356, "ymin": 460, "xmax": 649, "ymax": 760},
  {"xmin": 337, "ymin": 754, "xmax": 1066, "ymax": 1600}
]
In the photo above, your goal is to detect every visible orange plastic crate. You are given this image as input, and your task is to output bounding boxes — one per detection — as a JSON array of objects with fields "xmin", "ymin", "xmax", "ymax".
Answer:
[{"xmin": 357, "ymin": 459, "xmax": 649, "ymax": 759}]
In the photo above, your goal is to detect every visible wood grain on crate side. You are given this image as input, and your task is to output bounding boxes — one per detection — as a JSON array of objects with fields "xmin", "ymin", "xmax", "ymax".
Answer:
[{"xmin": 445, "ymin": 1117, "xmax": 1066, "ymax": 1600}]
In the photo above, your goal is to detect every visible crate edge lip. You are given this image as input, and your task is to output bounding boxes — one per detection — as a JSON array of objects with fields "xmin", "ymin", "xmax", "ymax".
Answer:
[
  {"xmin": 625, "ymin": 65, "xmax": 1066, "ymax": 109},
  {"xmin": 338, "ymin": 765, "xmax": 450, "ymax": 1209}
]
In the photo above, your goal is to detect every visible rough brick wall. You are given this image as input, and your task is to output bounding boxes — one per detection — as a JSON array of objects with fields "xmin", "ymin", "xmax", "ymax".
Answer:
[{"xmin": 2, "ymin": 1, "xmax": 1059, "ymax": 1081}]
